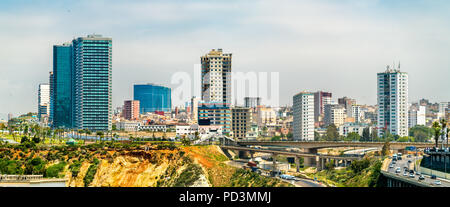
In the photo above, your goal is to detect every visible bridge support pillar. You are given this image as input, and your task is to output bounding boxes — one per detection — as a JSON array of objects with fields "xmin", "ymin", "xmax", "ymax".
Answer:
[
  {"xmin": 295, "ymin": 156, "xmax": 300, "ymax": 172},
  {"xmin": 303, "ymin": 148, "xmax": 318, "ymax": 167},
  {"xmin": 315, "ymin": 156, "xmax": 321, "ymax": 170},
  {"xmin": 272, "ymin": 153, "xmax": 277, "ymax": 176}
]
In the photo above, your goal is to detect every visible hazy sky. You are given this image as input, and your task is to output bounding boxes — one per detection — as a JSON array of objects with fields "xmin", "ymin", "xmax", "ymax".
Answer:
[{"xmin": 0, "ymin": 0, "xmax": 449, "ymax": 117}]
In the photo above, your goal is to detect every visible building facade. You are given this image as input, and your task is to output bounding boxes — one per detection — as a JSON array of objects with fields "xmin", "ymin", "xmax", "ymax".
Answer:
[
  {"xmin": 323, "ymin": 104, "xmax": 346, "ymax": 127},
  {"xmin": 293, "ymin": 92, "xmax": 314, "ymax": 140},
  {"xmin": 244, "ymin": 97, "xmax": 261, "ymax": 108},
  {"xmin": 72, "ymin": 34, "xmax": 113, "ymax": 131},
  {"xmin": 408, "ymin": 105, "xmax": 426, "ymax": 128},
  {"xmin": 313, "ymin": 91, "xmax": 332, "ymax": 122},
  {"xmin": 38, "ymin": 83, "xmax": 50, "ymax": 121},
  {"xmin": 200, "ymin": 49, "xmax": 232, "ymax": 104},
  {"xmin": 133, "ymin": 84, "xmax": 172, "ymax": 113},
  {"xmin": 51, "ymin": 43, "xmax": 73, "ymax": 128},
  {"xmin": 122, "ymin": 100, "xmax": 140, "ymax": 120},
  {"xmin": 198, "ymin": 103, "xmax": 231, "ymax": 134},
  {"xmin": 190, "ymin": 96, "xmax": 200, "ymax": 123},
  {"xmin": 338, "ymin": 96, "xmax": 356, "ymax": 118},
  {"xmin": 231, "ymin": 107, "xmax": 251, "ymax": 140},
  {"xmin": 377, "ymin": 65, "xmax": 409, "ymax": 137}
]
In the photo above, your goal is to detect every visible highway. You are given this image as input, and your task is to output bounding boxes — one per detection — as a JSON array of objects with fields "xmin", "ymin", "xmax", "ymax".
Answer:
[
  {"xmin": 225, "ymin": 160, "xmax": 325, "ymax": 187},
  {"xmin": 386, "ymin": 155, "xmax": 450, "ymax": 187}
]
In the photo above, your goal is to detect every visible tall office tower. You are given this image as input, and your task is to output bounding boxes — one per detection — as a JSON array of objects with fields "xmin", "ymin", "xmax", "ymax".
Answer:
[
  {"xmin": 293, "ymin": 92, "xmax": 314, "ymax": 141},
  {"xmin": 49, "ymin": 72, "xmax": 54, "ymax": 125},
  {"xmin": 408, "ymin": 105, "xmax": 426, "ymax": 128},
  {"xmin": 324, "ymin": 104, "xmax": 346, "ymax": 127},
  {"xmin": 201, "ymin": 49, "xmax": 232, "ymax": 104},
  {"xmin": 190, "ymin": 96, "xmax": 200, "ymax": 123},
  {"xmin": 352, "ymin": 105, "xmax": 361, "ymax": 123},
  {"xmin": 198, "ymin": 103, "xmax": 231, "ymax": 134},
  {"xmin": 133, "ymin": 84, "xmax": 172, "ymax": 114},
  {"xmin": 244, "ymin": 97, "xmax": 261, "ymax": 108},
  {"xmin": 52, "ymin": 43, "xmax": 73, "ymax": 128},
  {"xmin": 377, "ymin": 64, "xmax": 408, "ymax": 137},
  {"xmin": 72, "ymin": 34, "xmax": 112, "ymax": 131},
  {"xmin": 122, "ymin": 100, "xmax": 140, "ymax": 120},
  {"xmin": 38, "ymin": 83, "xmax": 50, "ymax": 121},
  {"xmin": 338, "ymin": 96, "xmax": 356, "ymax": 117},
  {"xmin": 313, "ymin": 91, "xmax": 332, "ymax": 122},
  {"xmin": 231, "ymin": 107, "xmax": 251, "ymax": 140}
]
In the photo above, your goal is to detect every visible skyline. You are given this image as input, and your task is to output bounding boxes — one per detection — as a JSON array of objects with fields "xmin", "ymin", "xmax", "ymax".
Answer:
[{"xmin": 1, "ymin": 0, "xmax": 450, "ymax": 115}]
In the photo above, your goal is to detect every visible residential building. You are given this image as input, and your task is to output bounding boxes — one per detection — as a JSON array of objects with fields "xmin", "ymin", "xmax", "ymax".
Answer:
[
  {"xmin": 338, "ymin": 123, "xmax": 373, "ymax": 137},
  {"xmin": 256, "ymin": 106, "xmax": 277, "ymax": 127},
  {"xmin": 116, "ymin": 121, "xmax": 141, "ymax": 132},
  {"xmin": 352, "ymin": 105, "xmax": 362, "ymax": 123},
  {"xmin": 324, "ymin": 104, "xmax": 346, "ymax": 127},
  {"xmin": 293, "ymin": 92, "xmax": 314, "ymax": 140},
  {"xmin": 134, "ymin": 83, "xmax": 172, "ymax": 113},
  {"xmin": 314, "ymin": 91, "xmax": 332, "ymax": 122},
  {"xmin": 122, "ymin": 100, "xmax": 140, "ymax": 120},
  {"xmin": 38, "ymin": 83, "xmax": 50, "ymax": 121},
  {"xmin": 201, "ymin": 48, "xmax": 232, "ymax": 104},
  {"xmin": 338, "ymin": 96, "xmax": 356, "ymax": 117},
  {"xmin": 231, "ymin": 107, "xmax": 251, "ymax": 140},
  {"xmin": 439, "ymin": 102, "xmax": 449, "ymax": 119},
  {"xmin": 198, "ymin": 103, "xmax": 231, "ymax": 134},
  {"xmin": 191, "ymin": 96, "xmax": 200, "ymax": 123},
  {"xmin": 72, "ymin": 34, "xmax": 113, "ymax": 131},
  {"xmin": 244, "ymin": 97, "xmax": 261, "ymax": 108},
  {"xmin": 409, "ymin": 105, "xmax": 426, "ymax": 128},
  {"xmin": 377, "ymin": 64, "xmax": 408, "ymax": 137}
]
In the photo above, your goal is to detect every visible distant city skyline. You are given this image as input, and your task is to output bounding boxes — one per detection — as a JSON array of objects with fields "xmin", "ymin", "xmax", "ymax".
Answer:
[{"xmin": 1, "ymin": 0, "xmax": 449, "ymax": 115}]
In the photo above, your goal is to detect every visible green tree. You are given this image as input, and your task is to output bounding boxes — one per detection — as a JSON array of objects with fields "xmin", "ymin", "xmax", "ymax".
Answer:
[
  {"xmin": 432, "ymin": 121, "xmax": 442, "ymax": 148},
  {"xmin": 361, "ymin": 127, "xmax": 370, "ymax": 142},
  {"xmin": 409, "ymin": 125, "xmax": 432, "ymax": 142},
  {"xmin": 325, "ymin": 124, "xmax": 339, "ymax": 141},
  {"xmin": 314, "ymin": 131, "xmax": 321, "ymax": 141},
  {"xmin": 345, "ymin": 132, "xmax": 360, "ymax": 142},
  {"xmin": 271, "ymin": 136, "xmax": 281, "ymax": 141},
  {"xmin": 370, "ymin": 129, "xmax": 378, "ymax": 142},
  {"xmin": 381, "ymin": 141, "xmax": 390, "ymax": 156}
]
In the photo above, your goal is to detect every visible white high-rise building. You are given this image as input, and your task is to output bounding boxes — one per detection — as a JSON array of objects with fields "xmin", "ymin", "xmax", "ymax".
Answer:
[
  {"xmin": 377, "ymin": 64, "xmax": 409, "ymax": 137},
  {"xmin": 352, "ymin": 105, "xmax": 362, "ymax": 123},
  {"xmin": 201, "ymin": 49, "xmax": 232, "ymax": 104},
  {"xmin": 38, "ymin": 83, "xmax": 50, "ymax": 121},
  {"xmin": 409, "ymin": 105, "xmax": 426, "ymax": 128},
  {"xmin": 293, "ymin": 92, "xmax": 314, "ymax": 140}
]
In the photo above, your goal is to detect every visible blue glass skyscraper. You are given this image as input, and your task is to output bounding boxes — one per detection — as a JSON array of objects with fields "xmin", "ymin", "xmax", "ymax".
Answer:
[
  {"xmin": 51, "ymin": 43, "xmax": 73, "ymax": 128},
  {"xmin": 72, "ymin": 34, "xmax": 112, "ymax": 131},
  {"xmin": 133, "ymin": 84, "xmax": 171, "ymax": 113}
]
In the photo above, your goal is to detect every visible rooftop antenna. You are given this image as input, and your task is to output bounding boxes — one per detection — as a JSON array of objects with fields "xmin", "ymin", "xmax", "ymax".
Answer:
[{"xmin": 398, "ymin": 61, "xmax": 401, "ymax": 70}]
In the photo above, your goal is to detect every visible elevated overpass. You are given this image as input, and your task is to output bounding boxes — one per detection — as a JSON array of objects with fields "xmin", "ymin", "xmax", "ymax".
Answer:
[
  {"xmin": 236, "ymin": 141, "xmax": 434, "ymax": 150},
  {"xmin": 221, "ymin": 146, "xmax": 362, "ymax": 172}
]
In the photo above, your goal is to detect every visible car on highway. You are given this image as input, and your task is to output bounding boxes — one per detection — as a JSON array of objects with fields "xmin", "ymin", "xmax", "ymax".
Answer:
[
  {"xmin": 395, "ymin": 167, "xmax": 401, "ymax": 173},
  {"xmin": 389, "ymin": 164, "xmax": 394, "ymax": 168},
  {"xmin": 403, "ymin": 172, "xmax": 408, "ymax": 176},
  {"xmin": 392, "ymin": 161, "xmax": 396, "ymax": 164},
  {"xmin": 280, "ymin": 174, "xmax": 295, "ymax": 180},
  {"xmin": 408, "ymin": 160, "xmax": 412, "ymax": 163},
  {"xmin": 431, "ymin": 175, "xmax": 437, "ymax": 179},
  {"xmin": 409, "ymin": 173, "xmax": 415, "ymax": 178},
  {"xmin": 419, "ymin": 175, "xmax": 425, "ymax": 180},
  {"xmin": 416, "ymin": 171, "xmax": 421, "ymax": 175},
  {"xmin": 434, "ymin": 180, "xmax": 442, "ymax": 185},
  {"xmin": 407, "ymin": 155, "xmax": 412, "ymax": 158}
]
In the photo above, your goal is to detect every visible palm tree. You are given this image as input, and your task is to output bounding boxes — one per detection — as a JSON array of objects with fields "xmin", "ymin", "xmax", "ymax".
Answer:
[{"xmin": 432, "ymin": 121, "xmax": 442, "ymax": 148}]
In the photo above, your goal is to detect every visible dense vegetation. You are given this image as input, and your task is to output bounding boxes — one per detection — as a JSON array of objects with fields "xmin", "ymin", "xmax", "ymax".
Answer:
[
  {"xmin": 228, "ymin": 168, "xmax": 293, "ymax": 187},
  {"xmin": 310, "ymin": 157, "xmax": 382, "ymax": 187}
]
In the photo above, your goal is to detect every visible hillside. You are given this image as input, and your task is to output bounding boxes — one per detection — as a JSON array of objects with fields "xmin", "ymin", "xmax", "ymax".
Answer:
[{"xmin": 0, "ymin": 142, "xmax": 291, "ymax": 187}]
